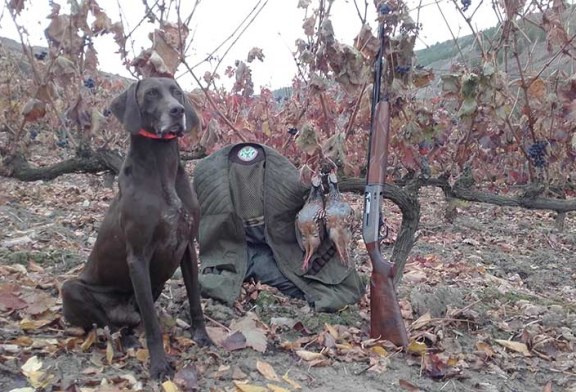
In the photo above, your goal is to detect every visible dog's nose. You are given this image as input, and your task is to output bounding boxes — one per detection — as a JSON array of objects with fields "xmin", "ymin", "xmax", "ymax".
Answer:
[{"xmin": 169, "ymin": 105, "xmax": 184, "ymax": 117}]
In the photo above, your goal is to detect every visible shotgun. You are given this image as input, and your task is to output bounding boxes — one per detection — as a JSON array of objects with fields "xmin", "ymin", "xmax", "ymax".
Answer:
[{"xmin": 362, "ymin": 4, "xmax": 409, "ymax": 347}]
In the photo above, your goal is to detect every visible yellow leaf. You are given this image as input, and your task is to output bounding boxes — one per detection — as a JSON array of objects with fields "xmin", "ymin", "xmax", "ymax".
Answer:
[
  {"xmin": 267, "ymin": 384, "xmax": 291, "ymax": 392},
  {"xmin": 371, "ymin": 346, "xmax": 388, "ymax": 357},
  {"xmin": 21, "ymin": 356, "xmax": 43, "ymax": 374},
  {"xmin": 295, "ymin": 350, "xmax": 324, "ymax": 361},
  {"xmin": 135, "ymin": 348, "xmax": 149, "ymax": 363},
  {"xmin": 19, "ymin": 318, "xmax": 51, "ymax": 331},
  {"xmin": 410, "ymin": 312, "xmax": 432, "ymax": 330},
  {"xmin": 21, "ymin": 356, "xmax": 54, "ymax": 389},
  {"xmin": 106, "ymin": 340, "xmax": 114, "ymax": 364},
  {"xmin": 495, "ymin": 339, "xmax": 531, "ymax": 356},
  {"xmin": 162, "ymin": 380, "xmax": 181, "ymax": 392},
  {"xmin": 12, "ymin": 336, "xmax": 33, "ymax": 346},
  {"xmin": 407, "ymin": 340, "xmax": 427, "ymax": 356},
  {"xmin": 324, "ymin": 323, "xmax": 338, "ymax": 339},
  {"xmin": 262, "ymin": 120, "xmax": 271, "ymax": 137},
  {"xmin": 80, "ymin": 329, "xmax": 97, "ymax": 352},
  {"xmin": 475, "ymin": 341, "xmax": 495, "ymax": 357},
  {"xmin": 447, "ymin": 357, "xmax": 459, "ymax": 366},
  {"xmin": 282, "ymin": 372, "xmax": 302, "ymax": 389},
  {"xmin": 256, "ymin": 360, "xmax": 279, "ymax": 381},
  {"xmin": 233, "ymin": 381, "xmax": 268, "ymax": 392}
]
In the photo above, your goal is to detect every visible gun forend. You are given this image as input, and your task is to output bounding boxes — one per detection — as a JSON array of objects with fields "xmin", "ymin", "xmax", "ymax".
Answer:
[{"xmin": 366, "ymin": 101, "xmax": 390, "ymax": 185}]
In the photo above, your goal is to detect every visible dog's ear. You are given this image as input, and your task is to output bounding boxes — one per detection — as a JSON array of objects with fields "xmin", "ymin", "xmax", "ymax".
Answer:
[
  {"xmin": 175, "ymin": 81, "xmax": 200, "ymax": 137},
  {"xmin": 183, "ymin": 96, "xmax": 200, "ymax": 136},
  {"xmin": 110, "ymin": 81, "xmax": 142, "ymax": 134}
]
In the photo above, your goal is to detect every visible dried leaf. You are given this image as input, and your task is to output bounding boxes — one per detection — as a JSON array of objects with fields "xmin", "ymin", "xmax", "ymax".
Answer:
[
  {"xmin": 21, "ymin": 99, "xmax": 47, "ymax": 123},
  {"xmin": 495, "ymin": 339, "xmax": 531, "ymax": 356},
  {"xmin": 20, "ymin": 318, "xmax": 53, "ymax": 331},
  {"xmin": 256, "ymin": 360, "xmax": 279, "ymax": 381},
  {"xmin": 222, "ymin": 331, "xmax": 248, "ymax": 351},
  {"xmin": 8, "ymin": 0, "xmax": 25, "ymax": 14},
  {"xmin": 267, "ymin": 384, "xmax": 291, "ymax": 392},
  {"xmin": 66, "ymin": 95, "xmax": 92, "ymax": 130},
  {"xmin": 233, "ymin": 381, "xmax": 268, "ymax": 392},
  {"xmin": 282, "ymin": 372, "xmax": 301, "ymax": 389},
  {"xmin": 81, "ymin": 329, "xmax": 97, "ymax": 352},
  {"xmin": 21, "ymin": 356, "xmax": 43, "ymax": 374},
  {"xmin": 0, "ymin": 291, "xmax": 27, "ymax": 311},
  {"xmin": 295, "ymin": 350, "xmax": 324, "ymax": 361},
  {"xmin": 410, "ymin": 312, "xmax": 432, "ymax": 330},
  {"xmin": 161, "ymin": 380, "xmax": 181, "ymax": 392},
  {"xmin": 475, "ymin": 341, "xmax": 495, "ymax": 358},
  {"xmin": 135, "ymin": 348, "xmax": 149, "ymax": 362},
  {"xmin": 371, "ymin": 346, "xmax": 388, "ymax": 357},
  {"xmin": 295, "ymin": 123, "xmax": 320, "ymax": 155},
  {"xmin": 247, "ymin": 47, "xmax": 265, "ymax": 63},
  {"xmin": 230, "ymin": 313, "xmax": 267, "ymax": 353},
  {"xmin": 174, "ymin": 365, "xmax": 199, "ymax": 391},
  {"xmin": 399, "ymin": 379, "xmax": 425, "ymax": 391},
  {"xmin": 407, "ymin": 340, "xmax": 427, "ymax": 356},
  {"xmin": 106, "ymin": 340, "xmax": 114, "ymax": 364}
]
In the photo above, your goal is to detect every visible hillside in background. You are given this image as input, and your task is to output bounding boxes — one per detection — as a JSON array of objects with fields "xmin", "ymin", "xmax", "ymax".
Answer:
[{"xmin": 415, "ymin": 5, "xmax": 576, "ymax": 77}]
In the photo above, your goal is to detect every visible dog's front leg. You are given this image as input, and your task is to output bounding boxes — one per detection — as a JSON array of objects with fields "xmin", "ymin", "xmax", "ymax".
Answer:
[
  {"xmin": 181, "ymin": 245, "xmax": 212, "ymax": 346},
  {"xmin": 127, "ymin": 247, "xmax": 172, "ymax": 379}
]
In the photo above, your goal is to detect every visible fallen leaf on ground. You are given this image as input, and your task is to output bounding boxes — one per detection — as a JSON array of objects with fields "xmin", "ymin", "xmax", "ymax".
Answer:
[
  {"xmin": 282, "ymin": 372, "xmax": 302, "ymax": 389},
  {"xmin": 407, "ymin": 340, "xmax": 428, "ymax": 356},
  {"xmin": 161, "ymin": 380, "xmax": 181, "ymax": 392},
  {"xmin": 174, "ymin": 365, "xmax": 199, "ymax": 391},
  {"xmin": 295, "ymin": 350, "xmax": 324, "ymax": 361},
  {"xmin": 233, "ymin": 381, "xmax": 268, "ymax": 392},
  {"xmin": 230, "ymin": 313, "xmax": 267, "ymax": 353},
  {"xmin": 410, "ymin": 312, "xmax": 432, "ymax": 330},
  {"xmin": 495, "ymin": 339, "xmax": 531, "ymax": 356},
  {"xmin": 256, "ymin": 360, "xmax": 280, "ymax": 381},
  {"xmin": 81, "ymin": 329, "xmax": 97, "ymax": 352},
  {"xmin": 399, "ymin": 379, "xmax": 425, "ymax": 391},
  {"xmin": 267, "ymin": 384, "xmax": 291, "ymax": 392}
]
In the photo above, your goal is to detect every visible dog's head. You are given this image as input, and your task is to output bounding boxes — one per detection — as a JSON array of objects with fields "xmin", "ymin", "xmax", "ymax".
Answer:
[{"xmin": 110, "ymin": 77, "xmax": 199, "ymax": 137}]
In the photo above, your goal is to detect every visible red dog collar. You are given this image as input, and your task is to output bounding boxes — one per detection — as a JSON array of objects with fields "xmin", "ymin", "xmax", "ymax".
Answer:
[{"xmin": 138, "ymin": 129, "xmax": 178, "ymax": 140}]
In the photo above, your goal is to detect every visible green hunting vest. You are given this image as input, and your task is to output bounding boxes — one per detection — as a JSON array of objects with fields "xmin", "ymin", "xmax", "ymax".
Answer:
[{"xmin": 193, "ymin": 143, "xmax": 365, "ymax": 312}]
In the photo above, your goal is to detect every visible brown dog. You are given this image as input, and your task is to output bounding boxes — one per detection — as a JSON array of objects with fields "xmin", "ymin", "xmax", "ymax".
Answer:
[{"xmin": 61, "ymin": 77, "xmax": 210, "ymax": 379}]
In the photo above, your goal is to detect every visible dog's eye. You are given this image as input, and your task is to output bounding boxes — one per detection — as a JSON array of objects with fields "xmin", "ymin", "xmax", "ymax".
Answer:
[
  {"xmin": 173, "ymin": 89, "xmax": 183, "ymax": 98},
  {"xmin": 146, "ymin": 89, "xmax": 159, "ymax": 98}
]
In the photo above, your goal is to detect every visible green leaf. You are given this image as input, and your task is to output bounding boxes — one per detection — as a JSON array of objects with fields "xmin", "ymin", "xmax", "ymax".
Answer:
[
  {"xmin": 458, "ymin": 97, "xmax": 477, "ymax": 117},
  {"xmin": 461, "ymin": 72, "xmax": 479, "ymax": 99},
  {"xmin": 441, "ymin": 74, "xmax": 460, "ymax": 94}
]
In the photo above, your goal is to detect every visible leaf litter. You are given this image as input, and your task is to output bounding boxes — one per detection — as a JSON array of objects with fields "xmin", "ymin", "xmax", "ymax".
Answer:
[{"xmin": 0, "ymin": 176, "xmax": 575, "ymax": 391}]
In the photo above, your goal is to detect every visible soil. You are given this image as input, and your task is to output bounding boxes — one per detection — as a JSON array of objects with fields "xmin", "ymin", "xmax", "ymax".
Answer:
[{"xmin": 0, "ymin": 166, "xmax": 575, "ymax": 392}]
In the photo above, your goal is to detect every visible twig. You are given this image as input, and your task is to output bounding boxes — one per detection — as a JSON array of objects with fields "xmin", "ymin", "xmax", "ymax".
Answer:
[
  {"xmin": 435, "ymin": 1, "xmax": 467, "ymax": 67},
  {"xmin": 204, "ymin": 315, "xmax": 231, "ymax": 331},
  {"xmin": 188, "ymin": 0, "xmax": 264, "ymax": 70},
  {"xmin": 450, "ymin": 0, "xmax": 486, "ymax": 59},
  {"xmin": 211, "ymin": 0, "xmax": 269, "ymax": 80},
  {"xmin": 345, "ymin": 82, "xmax": 367, "ymax": 138}
]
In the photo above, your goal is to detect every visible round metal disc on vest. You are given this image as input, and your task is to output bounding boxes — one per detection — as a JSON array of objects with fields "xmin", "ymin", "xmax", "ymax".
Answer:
[{"xmin": 237, "ymin": 145, "xmax": 258, "ymax": 162}]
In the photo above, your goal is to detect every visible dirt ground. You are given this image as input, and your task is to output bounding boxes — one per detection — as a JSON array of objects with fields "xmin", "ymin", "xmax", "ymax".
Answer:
[{"xmin": 0, "ymin": 164, "xmax": 575, "ymax": 392}]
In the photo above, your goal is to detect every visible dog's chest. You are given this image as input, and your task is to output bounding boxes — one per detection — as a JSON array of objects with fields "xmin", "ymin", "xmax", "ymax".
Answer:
[{"xmin": 158, "ymin": 192, "xmax": 191, "ymax": 249}]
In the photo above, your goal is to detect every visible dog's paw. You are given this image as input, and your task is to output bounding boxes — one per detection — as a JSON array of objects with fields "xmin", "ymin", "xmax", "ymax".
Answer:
[
  {"xmin": 193, "ymin": 327, "xmax": 213, "ymax": 347},
  {"xmin": 150, "ymin": 357, "xmax": 174, "ymax": 380}
]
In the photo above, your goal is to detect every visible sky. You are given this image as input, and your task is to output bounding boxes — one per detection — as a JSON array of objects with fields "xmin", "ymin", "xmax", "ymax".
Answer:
[{"xmin": 0, "ymin": 0, "xmax": 501, "ymax": 89}]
